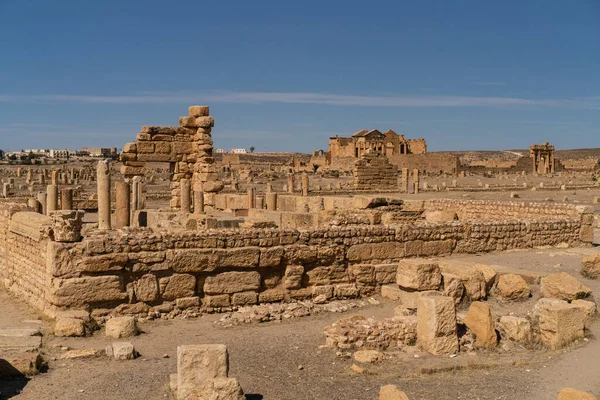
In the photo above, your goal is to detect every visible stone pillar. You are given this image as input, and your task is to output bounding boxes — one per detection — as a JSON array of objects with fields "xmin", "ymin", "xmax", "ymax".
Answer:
[
  {"xmin": 16, "ymin": 168, "xmax": 22, "ymax": 178},
  {"xmin": 27, "ymin": 198, "xmax": 42, "ymax": 213},
  {"xmin": 194, "ymin": 191, "xmax": 205, "ymax": 214},
  {"xmin": 180, "ymin": 178, "xmax": 191, "ymax": 213},
  {"xmin": 26, "ymin": 169, "xmax": 32, "ymax": 184},
  {"xmin": 37, "ymin": 192, "xmax": 47, "ymax": 215},
  {"xmin": 266, "ymin": 182, "xmax": 273, "ymax": 193},
  {"xmin": 97, "ymin": 160, "xmax": 112, "ymax": 230},
  {"xmin": 247, "ymin": 187, "xmax": 256, "ymax": 209},
  {"xmin": 401, "ymin": 168, "xmax": 409, "ymax": 193},
  {"xmin": 61, "ymin": 187, "xmax": 73, "ymax": 210},
  {"xmin": 413, "ymin": 169, "xmax": 420, "ymax": 194},
  {"xmin": 132, "ymin": 176, "xmax": 143, "ymax": 214},
  {"xmin": 301, "ymin": 173, "xmax": 309, "ymax": 196},
  {"xmin": 47, "ymin": 185, "xmax": 59, "ymax": 213},
  {"xmin": 2, "ymin": 183, "xmax": 9, "ymax": 198},
  {"xmin": 115, "ymin": 182, "xmax": 131, "ymax": 229},
  {"xmin": 38, "ymin": 174, "xmax": 45, "ymax": 185},
  {"xmin": 266, "ymin": 192, "xmax": 277, "ymax": 211},
  {"xmin": 287, "ymin": 174, "xmax": 295, "ymax": 194},
  {"xmin": 52, "ymin": 170, "xmax": 59, "ymax": 185}
]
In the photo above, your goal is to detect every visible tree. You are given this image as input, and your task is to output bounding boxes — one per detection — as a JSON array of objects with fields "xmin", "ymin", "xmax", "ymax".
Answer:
[{"xmin": 249, "ymin": 146, "xmax": 255, "ymax": 153}]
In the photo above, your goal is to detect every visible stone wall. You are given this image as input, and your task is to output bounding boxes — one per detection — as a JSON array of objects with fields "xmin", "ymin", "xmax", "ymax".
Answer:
[
  {"xmin": 353, "ymin": 152, "xmax": 398, "ymax": 190},
  {"xmin": 388, "ymin": 153, "xmax": 460, "ymax": 175},
  {"xmin": 0, "ymin": 199, "xmax": 593, "ymax": 318}
]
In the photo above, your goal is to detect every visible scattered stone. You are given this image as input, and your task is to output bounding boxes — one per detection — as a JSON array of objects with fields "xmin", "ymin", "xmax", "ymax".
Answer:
[
  {"xmin": 379, "ymin": 384, "xmax": 410, "ymax": 400},
  {"xmin": 325, "ymin": 315, "xmax": 416, "ymax": 350},
  {"xmin": 463, "ymin": 302, "xmax": 497, "ymax": 348},
  {"xmin": 498, "ymin": 316, "xmax": 531, "ymax": 342},
  {"xmin": 54, "ymin": 317, "xmax": 85, "ymax": 337},
  {"xmin": 353, "ymin": 350, "xmax": 384, "ymax": 364},
  {"xmin": 557, "ymin": 388, "xmax": 598, "ymax": 400},
  {"xmin": 417, "ymin": 296, "xmax": 458, "ymax": 356},
  {"xmin": 539, "ymin": 302, "xmax": 586, "ymax": 349},
  {"xmin": 60, "ymin": 348, "xmax": 100, "ymax": 359},
  {"xmin": 105, "ymin": 316, "xmax": 139, "ymax": 339},
  {"xmin": 581, "ymin": 254, "xmax": 600, "ymax": 279},
  {"xmin": 351, "ymin": 363, "xmax": 366, "ymax": 374},
  {"xmin": 471, "ymin": 264, "xmax": 497, "ymax": 292},
  {"xmin": 438, "ymin": 263, "xmax": 486, "ymax": 301},
  {"xmin": 495, "ymin": 274, "xmax": 531, "ymax": 300},
  {"xmin": 105, "ymin": 342, "xmax": 138, "ymax": 360},
  {"xmin": 396, "ymin": 260, "xmax": 442, "ymax": 291},
  {"xmin": 442, "ymin": 273, "xmax": 465, "ymax": 305},
  {"xmin": 540, "ymin": 272, "xmax": 592, "ymax": 301}
]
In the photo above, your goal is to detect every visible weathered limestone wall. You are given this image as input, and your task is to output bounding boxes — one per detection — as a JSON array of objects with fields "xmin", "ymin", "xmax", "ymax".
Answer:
[
  {"xmin": 353, "ymin": 152, "xmax": 398, "ymax": 190},
  {"xmin": 388, "ymin": 153, "xmax": 460, "ymax": 175}
]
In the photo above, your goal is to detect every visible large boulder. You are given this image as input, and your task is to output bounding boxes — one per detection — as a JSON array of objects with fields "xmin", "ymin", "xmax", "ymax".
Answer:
[
  {"xmin": 472, "ymin": 263, "xmax": 497, "ymax": 292},
  {"xmin": 540, "ymin": 272, "xmax": 591, "ymax": 301},
  {"xmin": 54, "ymin": 317, "xmax": 85, "ymax": 337},
  {"xmin": 581, "ymin": 254, "xmax": 600, "ymax": 279},
  {"xmin": 495, "ymin": 274, "xmax": 531, "ymax": 300},
  {"xmin": 417, "ymin": 296, "xmax": 458, "ymax": 356},
  {"xmin": 396, "ymin": 260, "xmax": 442, "ymax": 291},
  {"xmin": 463, "ymin": 302, "xmax": 497, "ymax": 348}
]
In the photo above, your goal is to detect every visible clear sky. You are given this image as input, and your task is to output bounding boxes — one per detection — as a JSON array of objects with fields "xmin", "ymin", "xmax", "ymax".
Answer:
[{"xmin": 0, "ymin": 0, "xmax": 598, "ymax": 152}]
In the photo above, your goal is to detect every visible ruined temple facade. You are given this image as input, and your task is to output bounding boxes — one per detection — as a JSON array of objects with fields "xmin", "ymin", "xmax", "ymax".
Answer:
[
  {"xmin": 328, "ymin": 129, "xmax": 426, "ymax": 159},
  {"xmin": 530, "ymin": 142, "xmax": 555, "ymax": 174}
]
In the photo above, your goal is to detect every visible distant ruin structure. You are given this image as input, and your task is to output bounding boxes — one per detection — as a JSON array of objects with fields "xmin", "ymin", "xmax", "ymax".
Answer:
[
  {"xmin": 328, "ymin": 129, "xmax": 426, "ymax": 159},
  {"xmin": 530, "ymin": 142, "xmax": 555, "ymax": 174},
  {"xmin": 120, "ymin": 106, "xmax": 223, "ymax": 210}
]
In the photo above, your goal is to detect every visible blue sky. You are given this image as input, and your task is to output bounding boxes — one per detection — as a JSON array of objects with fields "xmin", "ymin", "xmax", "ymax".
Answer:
[{"xmin": 0, "ymin": 0, "xmax": 598, "ymax": 152}]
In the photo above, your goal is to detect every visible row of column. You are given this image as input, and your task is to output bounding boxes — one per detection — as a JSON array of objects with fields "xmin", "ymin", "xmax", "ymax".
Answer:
[{"xmin": 97, "ymin": 160, "xmax": 144, "ymax": 230}]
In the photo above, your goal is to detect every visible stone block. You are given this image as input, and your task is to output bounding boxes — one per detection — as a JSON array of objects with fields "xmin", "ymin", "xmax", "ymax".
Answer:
[
  {"xmin": 396, "ymin": 260, "xmax": 442, "ymax": 291},
  {"xmin": 379, "ymin": 385, "xmax": 410, "ymax": 400},
  {"xmin": 496, "ymin": 274, "xmax": 531, "ymax": 300},
  {"xmin": 186, "ymin": 378, "xmax": 245, "ymax": 400},
  {"xmin": 172, "ymin": 297, "xmax": 198, "ymax": 310},
  {"xmin": 203, "ymin": 294, "xmax": 230, "ymax": 308},
  {"xmin": 105, "ymin": 342, "xmax": 137, "ymax": 360},
  {"xmin": 334, "ymin": 284, "xmax": 359, "ymax": 298},
  {"xmin": 105, "ymin": 316, "xmax": 139, "ymax": 339},
  {"xmin": 557, "ymin": 388, "xmax": 598, "ymax": 400},
  {"xmin": 54, "ymin": 317, "xmax": 85, "ymax": 337},
  {"xmin": 417, "ymin": 296, "xmax": 458, "ymax": 355},
  {"xmin": 177, "ymin": 344, "xmax": 229, "ymax": 400},
  {"xmin": 439, "ymin": 262, "xmax": 486, "ymax": 301},
  {"xmin": 540, "ymin": 272, "xmax": 591, "ymax": 301},
  {"xmin": 133, "ymin": 274, "xmax": 159, "ymax": 303},
  {"xmin": 347, "ymin": 242, "xmax": 405, "ymax": 262},
  {"xmin": 283, "ymin": 265, "xmax": 304, "ymax": 289},
  {"xmin": 259, "ymin": 246, "xmax": 284, "ymax": 268},
  {"xmin": 161, "ymin": 274, "xmax": 196, "ymax": 300},
  {"xmin": 498, "ymin": 316, "xmax": 531, "ymax": 342},
  {"xmin": 472, "ymin": 263, "xmax": 497, "ymax": 291},
  {"xmin": 463, "ymin": 301, "xmax": 497, "ymax": 348},
  {"xmin": 231, "ymin": 291, "xmax": 258, "ymax": 306},
  {"xmin": 137, "ymin": 142, "xmax": 155, "ymax": 153},
  {"xmin": 204, "ymin": 271, "xmax": 261, "ymax": 295},
  {"xmin": 539, "ymin": 302, "xmax": 585, "ymax": 349},
  {"xmin": 188, "ymin": 105, "xmax": 210, "ymax": 117},
  {"xmin": 581, "ymin": 254, "xmax": 600, "ymax": 279},
  {"xmin": 442, "ymin": 273, "xmax": 464, "ymax": 305},
  {"xmin": 50, "ymin": 276, "xmax": 126, "ymax": 306},
  {"xmin": 258, "ymin": 289, "xmax": 285, "ymax": 303}
]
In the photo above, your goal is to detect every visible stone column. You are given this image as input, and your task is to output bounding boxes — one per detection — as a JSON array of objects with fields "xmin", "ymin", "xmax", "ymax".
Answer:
[
  {"xmin": 61, "ymin": 187, "xmax": 73, "ymax": 210},
  {"xmin": 194, "ymin": 191, "xmax": 205, "ymax": 214},
  {"xmin": 131, "ymin": 176, "xmax": 143, "ymax": 214},
  {"xmin": 97, "ymin": 160, "xmax": 112, "ymax": 230},
  {"xmin": 247, "ymin": 187, "xmax": 256, "ymax": 209},
  {"xmin": 37, "ymin": 192, "xmax": 47, "ymax": 215},
  {"xmin": 266, "ymin": 192, "xmax": 277, "ymax": 211},
  {"xmin": 27, "ymin": 198, "xmax": 41, "ymax": 213},
  {"xmin": 52, "ymin": 170, "xmax": 59, "ymax": 185},
  {"xmin": 301, "ymin": 173, "xmax": 309, "ymax": 196},
  {"xmin": 266, "ymin": 182, "xmax": 273, "ymax": 193},
  {"xmin": 47, "ymin": 185, "xmax": 59, "ymax": 213},
  {"xmin": 16, "ymin": 168, "xmax": 22, "ymax": 178},
  {"xmin": 401, "ymin": 168, "xmax": 409, "ymax": 193},
  {"xmin": 38, "ymin": 174, "xmax": 45, "ymax": 185},
  {"xmin": 26, "ymin": 169, "xmax": 32, "ymax": 184},
  {"xmin": 287, "ymin": 174, "xmax": 295, "ymax": 193},
  {"xmin": 115, "ymin": 182, "xmax": 131, "ymax": 229},
  {"xmin": 2, "ymin": 183, "xmax": 9, "ymax": 198},
  {"xmin": 413, "ymin": 169, "xmax": 420, "ymax": 194},
  {"xmin": 180, "ymin": 178, "xmax": 191, "ymax": 213}
]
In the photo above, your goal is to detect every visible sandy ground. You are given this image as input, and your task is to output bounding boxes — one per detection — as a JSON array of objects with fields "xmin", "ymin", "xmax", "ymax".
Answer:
[{"xmin": 0, "ymin": 247, "xmax": 599, "ymax": 400}]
